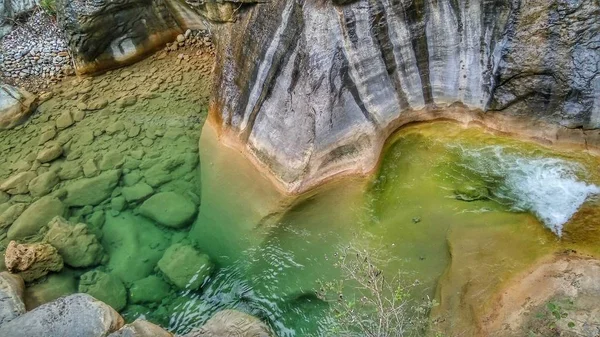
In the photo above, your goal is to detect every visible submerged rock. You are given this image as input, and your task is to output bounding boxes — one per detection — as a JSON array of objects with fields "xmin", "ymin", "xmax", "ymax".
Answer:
[
  {"xmin": 36, "ymin": 143, "xmax": 63, "ymax": 163},
  {"xmin": 0, "ymin": 272, "xmax": 25, "ymax": 326},
  {"xmin": 79, "ymin": 270, "xmax": 127, "ymax": 311},
  {"xmin": 24, "ymin": 272, "xmax": 77, "ymax": 310},
  {"xmin": 0, "ymin": 171, "xmax": 37, "ymax": 195},
  {"xmin": 64, "ymin": 170, "xmax": 121, "ymax": 206},
  {"xmin": 4, "ymin": 241, "xmax": 64, "ymax": 282},
  {"xmin": 7, "ymin": 196, "xmax": 66, "ymax": 240},
  {"xmin": 28, "ymin": 171, "xmax": 60, "ymax": 197},
  {"xmin": 454, "ymin": 184, "xmax": 490, "ymax": 202},
  {"xmin": 140, "ymin": 192, "xmax": 197, "ymax": 228},
  {"xmin": 121, "ymin": 182, "xmax": 153, "ymax": 202},
  {"xmin": 108, "ymin": 319, "xmax": 173, "ymax": 337},
  {"xmin": 157, "ymin": 243, "xmax": 213, "ymax": 290},
  {"xmin": 44, "ymin": 216, "xmax": 105, "ymax": 268},
  {"xmin": 184, "ymin": 309, "xmax": 274, "ymax": 337},
  {"xmin": 0, "ymin": 293, "xmax": 124, "ymax": 337},
  {"xmin": 102, "ymin": 213, "xmax": 170, "ymax": 283},
  {"xmin": 0, "ymin": 203, "xmax": 28, "ymax": 230},
  {"xmin": 129, "ymin": 275, "xmax": 171, "ymax": 304}
]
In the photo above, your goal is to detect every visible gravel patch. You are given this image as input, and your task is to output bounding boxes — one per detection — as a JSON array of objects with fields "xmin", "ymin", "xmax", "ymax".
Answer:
[{"xmin": 0, "ymin": 11, "xmax": 74, "ymax": 92}]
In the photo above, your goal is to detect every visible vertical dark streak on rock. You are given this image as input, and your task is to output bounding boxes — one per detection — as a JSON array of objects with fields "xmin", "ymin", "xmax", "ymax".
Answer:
[
  {"xmin": 485, "ymin": 0, "xmax": 520, "ymax": 110},
  {"xmin": 368, "ymin": 0, "xmax": 409, "ymax": 108},
  {"xmin": 405, "ymin": 0, "xmax": 433, "ymax": 104},
  {"xmin": 339, "ymin": 48, "xmax": 379, "ymax": 126},
  {"xmin": 342, "ymin": 6, "xmax": 359, "ymax": 46},
  {"xmin": 240, "ymin": 0, "xmax": 305, "ymax": 142}
]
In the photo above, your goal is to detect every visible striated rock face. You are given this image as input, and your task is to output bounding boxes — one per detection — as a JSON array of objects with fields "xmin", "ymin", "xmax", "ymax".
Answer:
[
  {"xmin": 210, "ymin": 0, "xmax": 600, "ymax": 193},
  {"xmin": 56, "ymin": 0, "xmax": 182, "ymax": 74}
]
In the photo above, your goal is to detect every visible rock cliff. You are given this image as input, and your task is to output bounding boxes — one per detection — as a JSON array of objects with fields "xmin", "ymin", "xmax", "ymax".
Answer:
[
  {"xmin": 209, "ymin": 0, "xmax": 600, "ymax": 193},
  {"xmin": 56, "ymin": 0, "xmax": 182, "ymax": 73}
]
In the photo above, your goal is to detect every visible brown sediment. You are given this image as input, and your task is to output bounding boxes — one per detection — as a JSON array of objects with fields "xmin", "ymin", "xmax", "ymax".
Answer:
[
  {"xmin": 479, "ymin": 252, "xmax": 600, "ymax": 337},
  {"xmin": 206, "ymin": 103, "xmax": 600, "ymax": 196}
]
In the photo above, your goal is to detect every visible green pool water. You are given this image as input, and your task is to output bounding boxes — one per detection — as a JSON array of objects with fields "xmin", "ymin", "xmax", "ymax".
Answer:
[{"xmin": 135, "ymin": 121, "xmax": 599, "ymax": 336}]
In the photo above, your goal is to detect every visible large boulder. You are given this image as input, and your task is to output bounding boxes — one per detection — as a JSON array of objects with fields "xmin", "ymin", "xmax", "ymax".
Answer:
[
  {"xmin": 63, "ymin": 170, "xmax": 121, "ymax": 206},
  {"xmin": 79, "ymin": 270, "xmax": 127, "ymax": 311},
  {"xmin": 7, "ymin": 196, "xmax": 66, "ymax": 240},
  {"xmin": 0, "ymin": 272, "xmax": 25, "ymax": 326},
  {"xmin": 108, "ymin": 319, "xmax": 173, "ymax": 337},
  {"xmin": 0, "ymin": 83, "xmax": 38, "ymax": 129},
  {"xmin": 44, "ymin": 216, "xmax": 105, "ymax": 267},
  {"xmin": 0, "ymin": 293, "xmax": 124, "ymax": 337},
  {"xmin": 55, "ymin": 0, "xmax": 182, "ymax": 74},
  {"xmin": 157, "ymin": 243, "xmax": 213, "ymax": 290},
  {"xmin": 184, "ymin": 310, "xmax": 274, "ymax": 337},
  {"xmin": 139, "ymin": 192, "xmax": 197, "ymax": 228},
  {"xmin": 4, "ymin": 241, "xmax": 64, "ymax": 282}
]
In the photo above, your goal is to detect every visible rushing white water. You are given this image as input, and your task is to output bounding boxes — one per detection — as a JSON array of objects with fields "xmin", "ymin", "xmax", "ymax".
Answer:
[{"xmin": 455, "ymin": 145, "xmax": 600, "ymax": 236}]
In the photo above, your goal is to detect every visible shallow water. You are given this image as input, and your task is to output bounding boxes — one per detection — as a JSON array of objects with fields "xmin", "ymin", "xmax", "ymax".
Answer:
[
  {"xmin": 2, "ymin": 53, "xmax": 600, "ymax": 336},
  {"xmin": 159, "ymin": 122, "xmax": 600, "ymax": 336}
]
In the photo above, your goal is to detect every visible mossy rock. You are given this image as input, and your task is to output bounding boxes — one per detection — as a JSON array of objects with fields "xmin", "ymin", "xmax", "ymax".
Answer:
[
  {"xmin": 79, "ymin": 270, "xmax": 127, "ymax": 311},
  {"xmin": 129, "ymin": 275, "xmax": 171, "ymax": 304},
  {"xmin": 24, "ymin": 272, "xmax": 77, "ymax": 310},
  {"xmin": 157, "ymin": 243, "xmax": 213, "ymax": 290},
  {"xmin": 139, "ymin": 192, "xmax": 197, "ymax": 228},
  {"xmin": 101, "ymin": 213, "xmax": 170, "ymax": 283},
  {"xmin": 44, "ymin": 216, "xmax": 105, "ymax": 268}
]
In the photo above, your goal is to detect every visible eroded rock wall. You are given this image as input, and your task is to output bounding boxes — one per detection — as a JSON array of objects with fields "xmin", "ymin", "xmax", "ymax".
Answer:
[
  {"xmin": 210, "ymin": 0, "xmax": 600, "ymax": 192},
  {"xmin": 56, "ymin": 0, "xmax": 183, "ymax": 74}
]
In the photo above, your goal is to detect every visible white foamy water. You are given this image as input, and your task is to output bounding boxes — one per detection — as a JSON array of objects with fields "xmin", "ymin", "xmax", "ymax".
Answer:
[{"xmin": 455, "ymin": 146, "xmax": 600, "ymax": 236}]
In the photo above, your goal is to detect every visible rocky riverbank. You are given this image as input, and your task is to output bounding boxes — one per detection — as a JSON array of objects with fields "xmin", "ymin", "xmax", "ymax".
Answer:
[
  {"xmin": 0, "ymin": 36, "xmax": 264, "ymax": 336},
  {"xmin": 0, "ymin": 275, "xmax": 274, "ymax": 337},
  {"xmin": 0, "ymin": 11, "xmax": 73, "ymax": 92}
]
